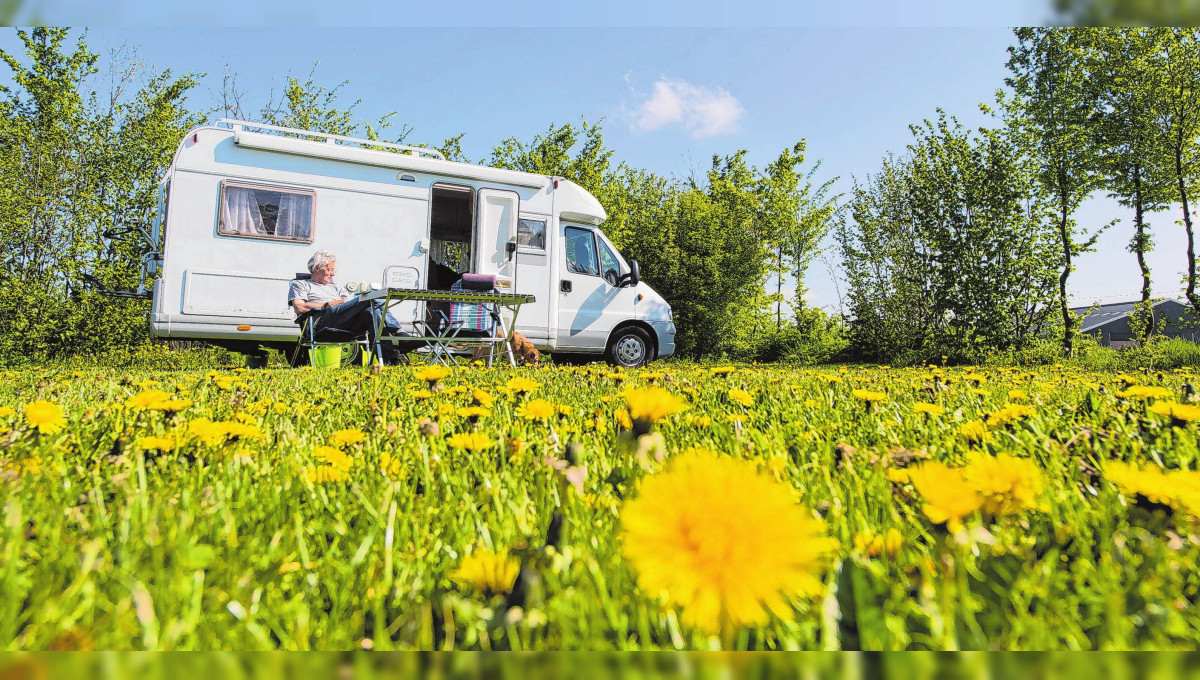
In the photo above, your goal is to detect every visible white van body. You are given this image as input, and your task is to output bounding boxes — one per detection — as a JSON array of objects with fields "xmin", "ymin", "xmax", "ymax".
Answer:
[{"xmin": 147, "ymin": 120, "xmax": 676, "ymax": 364}]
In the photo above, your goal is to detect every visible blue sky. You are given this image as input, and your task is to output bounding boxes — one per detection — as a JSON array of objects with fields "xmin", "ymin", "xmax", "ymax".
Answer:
[{"xmin": 3, "ymin": 19, "xmax": 1191, "ymax": 313}]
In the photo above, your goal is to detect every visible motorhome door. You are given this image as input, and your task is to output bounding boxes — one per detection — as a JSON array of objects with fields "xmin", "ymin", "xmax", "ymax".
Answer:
[
  {"xmin": 556, "ymin": 225, "xmax": 634, "ymax": 351},
  {"xmin": 475, "ymin": 189, "xmax": 519, "ymax": 284}
]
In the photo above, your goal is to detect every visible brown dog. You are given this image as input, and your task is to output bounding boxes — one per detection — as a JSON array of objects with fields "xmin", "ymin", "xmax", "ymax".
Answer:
[{"xmin": 509, "ymin": 331, "xmax": 540, "ymax": 366}]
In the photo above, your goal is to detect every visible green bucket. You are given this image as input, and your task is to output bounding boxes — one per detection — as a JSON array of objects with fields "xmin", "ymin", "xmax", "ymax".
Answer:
[{"xmin": 311, "ymin": 345, "xmax": 343, "ymax": 368}]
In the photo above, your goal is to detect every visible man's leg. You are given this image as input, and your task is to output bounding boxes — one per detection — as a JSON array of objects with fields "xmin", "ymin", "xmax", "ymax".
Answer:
[{"xmin": 313, "ymin": 299, "xmax": 398, "ymax": 364}]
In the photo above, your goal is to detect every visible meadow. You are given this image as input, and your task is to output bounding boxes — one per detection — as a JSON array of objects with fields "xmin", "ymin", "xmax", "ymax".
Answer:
[{"xmin": 1, "ymin": 360, "xmax": 1199, "ymax": 651}]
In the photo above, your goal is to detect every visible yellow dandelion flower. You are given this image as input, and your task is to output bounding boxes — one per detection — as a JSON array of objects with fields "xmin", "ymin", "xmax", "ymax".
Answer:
[
  {"xmin": 331, "ymin": 428, "xmax": 367, "ymax": 447},
  {"xmin": 408, "ymin": 389, "xmax": 433, "ymax": 400},
  {"xmin": 187, "ymin": 418, "xmax": 227, "ymax": 447},
  {"xmin": 517, "ymin": 398, "xmax": 558, "ymax": 421},
  {"xmin": 1149, "ymin": 401, "xmax": 1200, "ymax": 426},
  {"xmin": 852, "ymin": 389, "xmax": 887, "ymax": 404},
  {"xmin": 710, "ymin": 366, "xmax": 736, "ymax": 376},
  {"xmin": 986, "ymin": 403, "xmax": 1035, "ymax": 428},
  {"xmin": 906, "ymin": 461, "xmax": 983, "ymax": 531},
  {"xmin": 24, "ymin": 400, "xmax": 67, "ymax": 435},
  {"xmin": 0, "ymin": 406, "xmax": 14, "ymax": 418},
  {"xmin": 153, "ymin": 399, "xmax": 193, "ymax": 413},
  {"xmin": 126, "ymin": 389, "xmax": 173, "ymax": 411},
  {"xmin": 450, "ymin": 547, "xmax": 520, "ymax": 597},
  {"xmin": 624, "ymin": 387, "xmax": 688, "ymax": 427},
  {"xmin": 446, "ymin": 432, "xmax": 494, "ymax": 451},
  {"xmin": 912, "ymin": 403, "xmax": 945, "ymax": 417},
  {"xmin": 505, "ymin": 376, "xmax": 542, "ymax": 394},
  {"xmin": 1105, "ymin": 461, "xmax": 1174, "ymax": 506},
  {"xmin": 614, "ymin": 408, "xmax": 633, "ymax": 430},
  {"xmin": 472, "ymin": 389, "xmax": 495, "ymax": 408},
  {"xmin": 1008, "ymin": 390, "xmax": 1028, "ymax": 402},
  {"xmin": 854, "ymin": 528, "xmax": 903, "ymax": 559},
  {"xmin": 222, "ymin": 421, "xmax": 263, "ymax": 441},
  {"xmin": 303, "ymin": 465, "xmax": 347, "ymax": 484},
  {"xmin": 621, "ymin": 452, "xmax": 838, "ymax": 634},
  {"xmin": 1116, "ymin": 385, "xmax": 1172, "ymax": 400},
  {"xmin": 727, "ymin": 389, "xmax": 754, "ymax": 408},
  {"xmin": 726, "ymin": 413, "xmax": 747, "ymax": 425},
  {"xmin": 882, "ymin": 527, "xmax": 903, "ymax": 557},
  {"xmin": 414, "ymin": 365, "xmax": 452, "ymax": 384},
  {"xmin": 819, "ymin": 374, "xmax": 844, "ymax": 384},
  {"xmin": 380, "ymin": 451, "xmax": 406, "ymax": 478},
  {"xmin": 138, "ymin": 436, "xmax": 176, "ymax": 451},
  {"xmin": 962, "ymin": 453, "xmax": 1044, "ymax": 516},
  {"xmin": 314, "ymin": 445, "xmax": 353, "ymax": 471},
  {"xmin": 804, "ymin": 398, "xmax": 819, "ymax": 408},
  {"xmin": 959, "ymin": 420, "xmax": 990, "ymax": 444}
]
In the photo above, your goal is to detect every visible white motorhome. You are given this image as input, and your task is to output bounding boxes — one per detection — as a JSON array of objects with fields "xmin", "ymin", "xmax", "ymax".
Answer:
[{"xmin": 145, "ymin": 120, "xmax": 676, "ymax": 366}]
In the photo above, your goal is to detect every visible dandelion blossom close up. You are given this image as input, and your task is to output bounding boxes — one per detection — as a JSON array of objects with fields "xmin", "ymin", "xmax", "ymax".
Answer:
[
  {"xmin": 24, "ymin": 400, "xmax": 67, "ymax": 435},
  {"xmin": 620, "ymin": 451, "xmax": 838, "ymax": 635}
]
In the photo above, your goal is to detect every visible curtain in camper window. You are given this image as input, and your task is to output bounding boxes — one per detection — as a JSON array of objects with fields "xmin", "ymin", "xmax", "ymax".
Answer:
[{"xmin": 219, "ymin": 181, "xmax": 315, "ymax": 242}]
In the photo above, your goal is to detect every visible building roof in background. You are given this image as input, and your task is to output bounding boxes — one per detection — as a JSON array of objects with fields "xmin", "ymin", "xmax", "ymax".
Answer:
[{"xmin": 1069, "ymin": 299, "xmax": 1186, "ymax": 333}]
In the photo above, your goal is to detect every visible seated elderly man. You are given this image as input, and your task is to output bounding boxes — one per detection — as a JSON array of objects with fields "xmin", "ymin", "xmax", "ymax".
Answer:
[{"xmin": 290, "ymin": 250, "xmax": 411, "ymax": 364}]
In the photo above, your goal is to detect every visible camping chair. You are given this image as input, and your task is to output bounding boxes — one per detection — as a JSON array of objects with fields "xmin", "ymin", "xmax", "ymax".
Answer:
[
  {"xmin": 444, "ymin": 273, "xmax": 506, "ymax": 366},
  {"xmin": 287, "ymin": 272, "xmax": 375, "ymax": 368}
]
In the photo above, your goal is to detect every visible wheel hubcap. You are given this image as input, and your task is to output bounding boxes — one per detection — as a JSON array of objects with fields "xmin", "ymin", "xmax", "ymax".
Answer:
[{"xmin": 616, "ymin": 336, "xmax": 646, "ymax": 365}]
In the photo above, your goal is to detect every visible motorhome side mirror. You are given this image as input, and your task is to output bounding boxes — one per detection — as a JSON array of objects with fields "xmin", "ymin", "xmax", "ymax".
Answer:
[
  {"xmin": 625, "ymin": 260, "xmax": 640, "ymax": 287},
  {"xmin": 506, "ymin": 241, "xmax": 517, "ymax": 260}
]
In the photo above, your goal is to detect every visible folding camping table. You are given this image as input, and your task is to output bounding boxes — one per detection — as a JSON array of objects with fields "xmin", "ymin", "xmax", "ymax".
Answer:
[{"xmin": 356, "ymin": 287, "xmax": 536, "ymax": 367}]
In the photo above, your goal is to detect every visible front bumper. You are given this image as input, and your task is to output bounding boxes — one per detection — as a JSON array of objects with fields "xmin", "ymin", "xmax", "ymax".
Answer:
[{"xmin": 648, "ymin": 320, "xmax": 676, "ymax": 358}]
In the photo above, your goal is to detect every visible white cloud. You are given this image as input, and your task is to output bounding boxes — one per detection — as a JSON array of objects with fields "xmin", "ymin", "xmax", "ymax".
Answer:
[{"xmin": 628, "ymin": 78, "xmax": 744, "ymax": 139}]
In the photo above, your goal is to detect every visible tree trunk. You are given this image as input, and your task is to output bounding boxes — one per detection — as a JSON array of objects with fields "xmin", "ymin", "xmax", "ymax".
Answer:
[
  {"xmin": 776, "ymin": 244, "xmax": 783, "ymax": 331},
  {"xmin": 1058, "ymin": 198, "xmax": 1073, "ymax": 357},
  {"xmin": 1134, "ymin": 165, "xmax": 1154, "ymax": 340},
  {"xmin": 1177, "ymin": 143, "xmax": 1200, "ymax": 313}
]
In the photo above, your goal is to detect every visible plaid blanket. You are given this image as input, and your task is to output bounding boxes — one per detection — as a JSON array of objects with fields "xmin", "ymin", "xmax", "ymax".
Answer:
[{"xmin": 449, "ymin": 279, "xmax": 494, "ymax": 331}]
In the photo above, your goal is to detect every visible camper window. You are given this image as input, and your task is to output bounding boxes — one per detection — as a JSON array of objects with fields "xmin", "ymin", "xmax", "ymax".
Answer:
[
  {"xmin": 598, "ymin": 238, "xmax": 621, "ymax": 286},
  {"xmin": 218, "ymin": 180, "xmax": 315, "ymax": 242},
  {"xmin": 517, "ymin": 218, "xmax": 547, "ymax": 250},
  {"xmin": 565, "ymin": 227, "xmax": 599, "ymax": 276}
]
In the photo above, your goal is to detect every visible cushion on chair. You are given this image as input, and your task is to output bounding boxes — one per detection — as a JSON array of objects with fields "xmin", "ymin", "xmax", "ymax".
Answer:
[{"xmin": 460, "ymin": 273, "xmax": 497, "ymax": 291}]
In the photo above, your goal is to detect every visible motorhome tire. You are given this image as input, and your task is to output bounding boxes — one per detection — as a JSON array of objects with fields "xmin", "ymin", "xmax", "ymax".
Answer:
[{"xmin": 607, "ymin": 327, "xmax": 652, "ymax": 368}]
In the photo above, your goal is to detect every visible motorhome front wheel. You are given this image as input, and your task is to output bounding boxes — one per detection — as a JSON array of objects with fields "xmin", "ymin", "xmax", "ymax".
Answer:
[{"xmin": 608, "ymin": 327, "xmax": 652, "ymax": 367}]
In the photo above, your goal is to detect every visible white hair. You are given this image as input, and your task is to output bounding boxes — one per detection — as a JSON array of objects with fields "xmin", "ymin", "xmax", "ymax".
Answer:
[{"xmin": 307, "ymin": 250, "xmax": 336, "ymax": 273}]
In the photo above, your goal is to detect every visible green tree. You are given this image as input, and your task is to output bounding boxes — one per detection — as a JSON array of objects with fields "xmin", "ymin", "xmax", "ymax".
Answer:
[
  {"xmin": 755, "ymin": 142, "xmax": 841, "ymax": 331},
  {"xmin": 838, "ymin": 155, "xmax": 936, "ymax": 363},
  {"xmin": 0, "ymin": 28, "xmax": 200, "ymax": 362},
  {"xmin": 1142, "ymin": 29, "xmax": 1200, "ymax": 316},
  {"xmin": 1083, "ymin": 29, "xmax": 1172, "ymax": 341},
  {"xmin": 1003, "ymin": 27, "xmax": 1109, "ymax": 356},
  {"xmin": 261, "ymin": 62, "xmax": 410, "ymax": 145},
  {"xmin": 837, "ymin": 116, "xmax": 1060, "ymax": 364}
]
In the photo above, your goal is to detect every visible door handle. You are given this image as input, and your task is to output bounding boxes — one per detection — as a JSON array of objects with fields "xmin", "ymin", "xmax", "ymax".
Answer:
[{"xmin": 560, "ymin": 280, "xmax": 572, "ymax": 293}]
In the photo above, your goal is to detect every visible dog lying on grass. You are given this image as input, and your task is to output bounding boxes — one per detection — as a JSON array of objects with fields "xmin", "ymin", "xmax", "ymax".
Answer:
[
  {"xmin": 468, "ymin": 331, "xmax": 540, "ymax": 365},
  {"xmin": 509, "ymin": 331, "xmax": 540, "ymax": 366}
]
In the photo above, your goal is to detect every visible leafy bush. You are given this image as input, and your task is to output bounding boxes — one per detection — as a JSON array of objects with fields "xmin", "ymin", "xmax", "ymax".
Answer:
[{"xmin": 9, "ymin": 341, "xmax": 247, "ymax": 371}]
